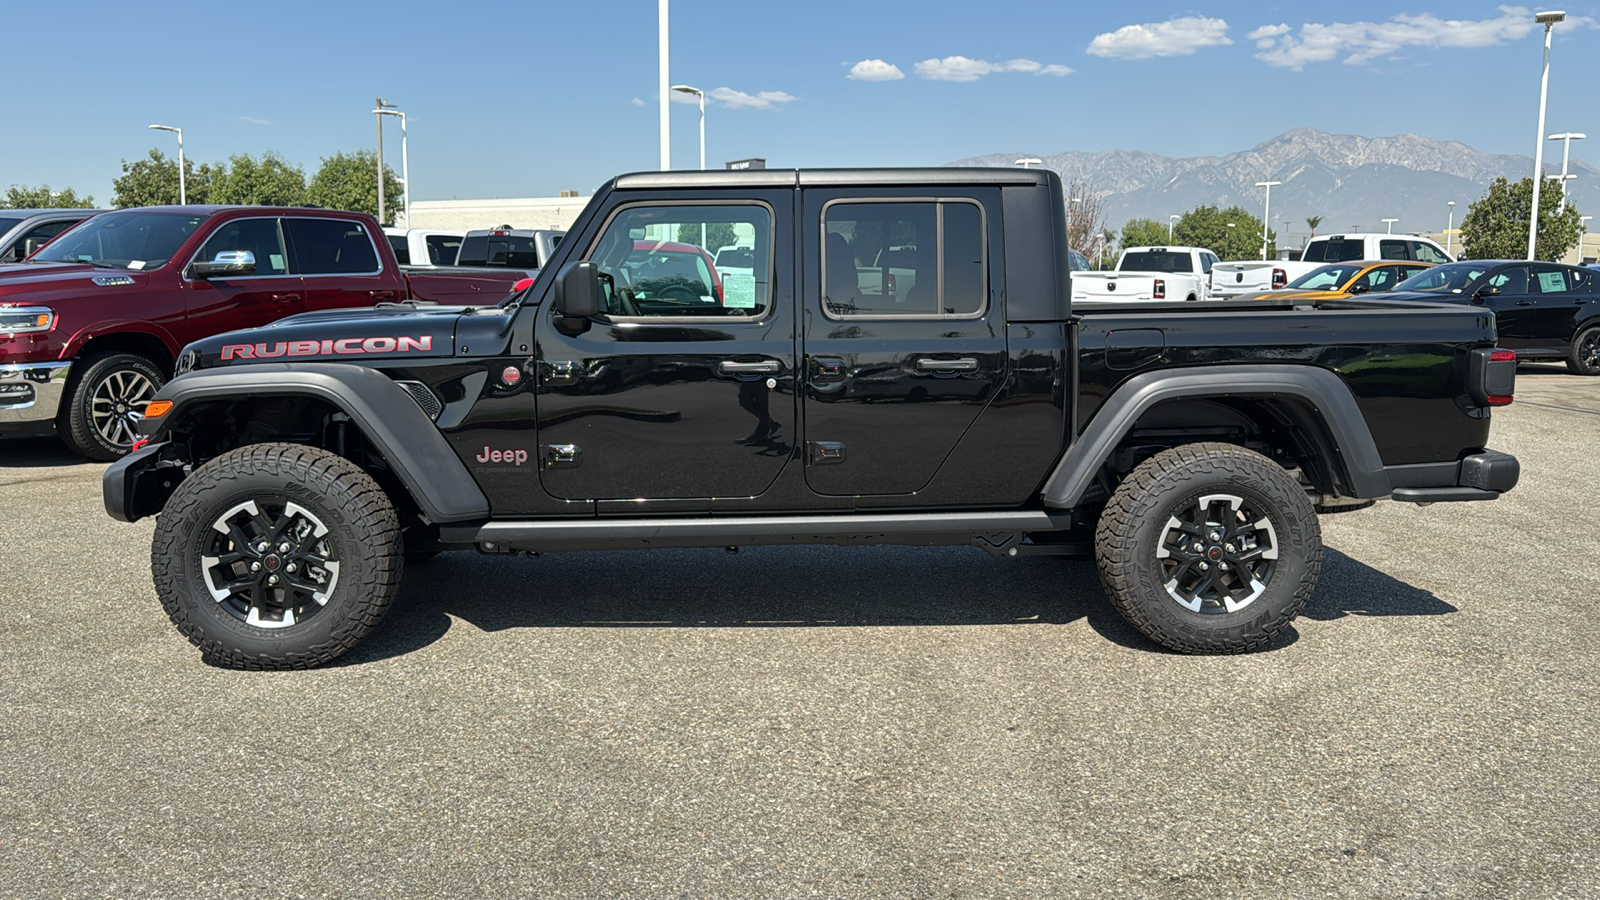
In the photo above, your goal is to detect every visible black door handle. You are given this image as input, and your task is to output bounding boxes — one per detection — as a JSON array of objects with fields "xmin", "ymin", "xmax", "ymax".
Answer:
[
  {"xmin": 718, "ymin": 359, "xmax": 781, "ymax": 375},
  {"xmin": 1515, "ymin": 300, "xmax": 1535, "ymax": 306},
  {"xmin": 914, "ymin": 357, "xmax": 979, "ymax": 372}
]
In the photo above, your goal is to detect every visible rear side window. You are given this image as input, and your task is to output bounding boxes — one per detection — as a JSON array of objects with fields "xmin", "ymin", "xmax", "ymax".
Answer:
[
  {"xmin": 388, "ymin": 233, "xmax": 410, "ymax": 265},
  {"xmin": 1304, "ymin": 239, "xmax": 1364, "ymax": 262},
  {"xmin": 283, "ymin": 218, "xmax": 380, "ymax": 275},
  {"xmin": 1379, "ymin": 240, "xmax": 1409, "ymax": 260},
  {"xmin": 822, "ymin": 199, "xmax": 986, "ymax": 318},
  {"xmin": 195, "ymin": 218, "xmax": 288, "ymax": 276},
  {"xmin": 1119, "ymin": 250, "xmax": 1193, "ymax": 273},
  {"xmin": 425, "ymin": 234, "xmax": 461, "ymax": 266},
  {"xmin": 1412, "ymin": 242, "xmax": 1450, "ymax": 264},
  {"xmin": 1530, "ymin": 265, "xmax": 1578, "ymax": 293}
]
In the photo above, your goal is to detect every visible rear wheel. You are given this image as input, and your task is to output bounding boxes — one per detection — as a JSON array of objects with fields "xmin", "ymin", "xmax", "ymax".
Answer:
[
  {"xmin": 1569, "ymin": 325, "xmax": 1600, "ymax": 376},
  {"xmin": 60, "ymin": 352, "xmax": 166, "ymax": 460},
  {"xmin": 1095, "ymin": 442, "xmax": 1322, "ymax": 653},
  {"xmin": 151, "ymin": 443, "xmax": 402, "ymax": 669}
]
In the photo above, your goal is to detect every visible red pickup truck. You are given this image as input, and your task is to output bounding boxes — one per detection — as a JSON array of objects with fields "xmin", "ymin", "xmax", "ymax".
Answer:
[{"xmin": 0, "ymin": 205, "xmax": 520, "ymax": 459}]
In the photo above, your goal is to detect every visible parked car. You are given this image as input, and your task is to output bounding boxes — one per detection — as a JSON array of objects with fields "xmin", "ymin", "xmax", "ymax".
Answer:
[
  {"xmin": 1234, "ymin": 260, "xmax": 1434, "ymax": 302},
  {"xmin": 454, "ymin": 226, "xmax": 564, "ymax": 270},
  {"xmin": 106, "ymin": 166, "xmax": 1519, "ymax": 669},
  {"xmin": 1211, "ymin": 233, "xmax": 1453, "ymax": 300},
  {"xmin": 0, "ymin": 205, "xmax": 532, "ymax": 460},
  {"xmin": 613, "ymin": 239, "xmax": 726, "ymax": 313},
  {"xmin": 1068, "ymin": 248, "xmax": 1091, "ymax": 271},
  {"xmin": 1382, "ymin": 260, "xmax": 1600, "ymax": 374},
  {"xmin": 382, "ymin": 227, "xmax": 464, "ymax": 267},
  {"xmin": 1073, "ymin": 246, "xmax": 1218, "ymax": 303},
  {"xmin": 0, "ymin": 208, "xmax": 104, "ymax": 263}
]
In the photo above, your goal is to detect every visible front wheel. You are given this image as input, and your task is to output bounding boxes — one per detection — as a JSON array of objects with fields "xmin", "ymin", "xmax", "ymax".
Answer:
[
  {"xmin": 1569, "ymin": 325, "xmax": 1600, "ymax": 376},
  {"xmin": 1095, "ymin": 442, "xmax": 1322, "ymax": 653},
  {"xmin": 60, "ymin": 351, "xmax": 166, "ymax": 460},
  {"xmin": 151, "ymin": 443, "xmax": 402, "ymax": 669}
]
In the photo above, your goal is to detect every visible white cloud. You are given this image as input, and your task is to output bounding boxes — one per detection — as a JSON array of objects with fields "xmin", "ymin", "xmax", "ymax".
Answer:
[
  {"xmin": 848, "ymin": 59, "xmax": 904, "ymax": 81},
  {"xmin": 1252, "ymin": 6, "xmax": 1597, "ymax": 70},
  {"xmin": 1086, "ymin": 17, "xmax": 1233, "ymax": 59},
  {"xmin": 681, "ymin": 87, "xmax": 797, "ymax": 110},
  {"xmin": 236, "ymin": 116, "xmax": 272, "ymax": 125},
  {"xmin": 912, "ymin": 56, "xmax": 1073, "ymax": 81},
  {"xmin": 630, "ymin": 97, "xmax": 645, "ymax": 107}
]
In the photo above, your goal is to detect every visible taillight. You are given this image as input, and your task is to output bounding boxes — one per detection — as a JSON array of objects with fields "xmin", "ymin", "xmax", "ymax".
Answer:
[
  {"xmin": 886, "ymin": 272, "xmax": 896, "ymax": 298},
  {"xmin": 1153, "ymin": 279, "xmax": 1166, "ymax": 299},
  {"xmin": 1272, "ymin": 268, "xmax": 1287, "ymax": 289},
  {"xmin": 1487, "ymin": 350, "xmax": 1516, "ymax": 406},
  {"xmin": 1469, "ymin": 348, "xmax": 1516, "ymax": 407}
]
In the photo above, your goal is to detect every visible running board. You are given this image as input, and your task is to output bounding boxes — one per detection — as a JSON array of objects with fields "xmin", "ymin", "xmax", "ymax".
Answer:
[{"xmin": 441, "ymin": 510, "xmax": 1074, "ymax": 555}]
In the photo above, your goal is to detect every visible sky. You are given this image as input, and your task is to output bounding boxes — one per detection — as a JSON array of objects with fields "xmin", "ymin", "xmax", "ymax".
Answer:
[{"xmin": 4, "ymin": 0, "xmax": 1598, "ymax": 205}]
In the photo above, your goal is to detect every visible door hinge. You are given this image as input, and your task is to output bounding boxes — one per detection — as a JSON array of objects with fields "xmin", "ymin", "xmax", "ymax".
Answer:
[
  {"xmin": 541, "ymin": 444, "xmax": 582, "ymax": 468},
  {"xmin": 807, "ymin": 441, "xmax": 846, "ymax": 465},
  {"xmin": 541, "ymin": 360, "xmax": 579, "ymax": 385}
]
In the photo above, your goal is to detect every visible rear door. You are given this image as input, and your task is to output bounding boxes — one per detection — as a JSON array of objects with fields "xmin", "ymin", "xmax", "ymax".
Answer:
[
  {"xmin": 282, "ymin": 216, "xmax": 400, "ymax": 307},
  {"xmin": 1528, "ymin": 264, "xmax": 1590, "ymax": 354},
  {"xmin": 800, "ymin": 188, "xmax": 1005, "ymax": 498},
  {"xmin": 1480, "ymin": 265, "xmax": 1539, "ymax": 352}
]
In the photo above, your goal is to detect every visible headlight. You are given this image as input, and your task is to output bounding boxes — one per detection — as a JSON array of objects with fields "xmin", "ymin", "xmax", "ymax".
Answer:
[{"xmin": 0, "ymin": 306, "xmax": 56, "ymax": 334}]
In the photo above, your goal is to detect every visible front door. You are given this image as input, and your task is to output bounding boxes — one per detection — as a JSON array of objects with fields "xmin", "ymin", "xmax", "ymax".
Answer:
[
  {"xmin": 1481, "ymin": 265, "xmax": 1540, "ymax": 352},
  {"xmin": 534, "ymin": 195, "xmax": 796, "ymax": 508},
  {"xmin": 183, "ymin": 216, "xmax": 308, "ymax": 338},
  {"xmin": 799, "ymin": 190, "xmax": 1006, "ymax": 498}
]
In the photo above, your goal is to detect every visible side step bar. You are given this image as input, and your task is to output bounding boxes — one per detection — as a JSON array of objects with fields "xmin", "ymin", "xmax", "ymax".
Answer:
[{"xmin": 441, "ymin": 510, "xmax": 1075, "ymax": 555}]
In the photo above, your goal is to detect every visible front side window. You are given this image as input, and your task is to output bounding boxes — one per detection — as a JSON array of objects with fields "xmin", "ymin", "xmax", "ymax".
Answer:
[
  {"xmin": 33, "ymin": 211, "xmax": 205, "ymax": 270},
  {"xmin": 3, "ymin": 219, "xmax": 75, "ymax": 262},
  {"xmin": 1487, "ymin": 266, "xmax": 1530, "ymax": 294},
  {"xmin": 1395, "ymin": 262, "xmax": 1491, "ymax": 293},
  {"xmin": 1353, "ymin": 265, "xmax": 1401, "ymax": 293},
  {"xmin": 282, "ymin": 218, "xmax": 379, "ymax": 275},
  {"xmin": 1413, "ymin": 242, "xmax": 1451, "ymax": 264},
  {"xmin": 586, "ymin": 204, "xmax": 772, "ymax": 318},
  {"xmin": 195, "ymin": 218, "xmax": 289, "ymax": 276},
  {"xmin": 823, "ymin": 200, "xmax": 985, "ymax": 318}
]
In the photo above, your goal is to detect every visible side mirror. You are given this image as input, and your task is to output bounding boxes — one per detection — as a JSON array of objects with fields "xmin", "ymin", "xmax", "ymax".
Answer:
[
  {"xmin": 1349, "ymin": 283, "xmax": 1369, "ymax": 295},
  {"xmin": 1476, "ymin": 285, "xmax": 1501, "ymax": 298},
  {"xmin": 22, "ymin": 237, "xmax": 46, "ymax": 258},
  {"xmin": 553, "ymin": 261, "xmax": 601, "ymax": 317},
  {"xmin": 191, "ymin": 250, "xmax": 257, "ymax": 279}
]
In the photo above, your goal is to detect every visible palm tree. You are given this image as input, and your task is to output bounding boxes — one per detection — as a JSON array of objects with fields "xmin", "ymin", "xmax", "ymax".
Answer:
[{"xmin": 1306, "ymin": 215, "xmax": 1324, "ymax": 238}]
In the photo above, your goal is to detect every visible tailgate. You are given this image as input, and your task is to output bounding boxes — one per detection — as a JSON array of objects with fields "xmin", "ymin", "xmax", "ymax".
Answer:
[
  {"xmin": 1210, "ymin": 262, "xmax": 1281, "ymax": 298},
  {"xmin": 1072, "ymin": 272, "xmax": 1163, "ymax": 302}
]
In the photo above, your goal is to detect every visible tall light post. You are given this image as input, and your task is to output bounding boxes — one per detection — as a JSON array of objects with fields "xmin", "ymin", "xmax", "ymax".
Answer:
[
  {"xmin": 375, "ymin": 97, "xmax": 397, "ymax": 224},
  {"xmin": 1547, "ymin": 173, "xmax": 1576, "ymax": 198},
  {"xmin": 1446, "ymin": 201, "xmax": 1456, "ymax": 255},
  {"xmin": 147, "ymin": 124, "xmax": 185, "ymax": 205},
  {"xmin": 1548, "ymin": 131, "xmax": 1585, "ymax": 204},
  {"xmin": 1381, "ymin": 217, "xmax": 1399, "ymax": 234},
  {"xmin": 1528, "ymin": 11, "xmax": 1566, "ymax": 259},
  {"xmin": 1168, "ymin": 214, "xmax": 1179, "ymax": 241},
  {"xmin": 1255, "ymin": 180, "xmax": 1281, "ymax": 260},
  {"xmin": 671, "ymin": 85, "xmax": 706, "ymax": 171},
  {"xmin": 659, "ymin": 0, "xmax": 671, "ymax": 169},
  {"xmin": 1014, "ymin": 157, "xmax": 1042, "ymax": 168},
  {"xmin": 374, "ymin": 106, "xmax": 408, "ymax": 227}
]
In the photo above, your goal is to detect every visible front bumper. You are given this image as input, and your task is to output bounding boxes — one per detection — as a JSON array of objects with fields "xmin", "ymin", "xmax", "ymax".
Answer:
[{"xmin": 0, "ymin": 360, "xmax": 72, "ymax": 432}]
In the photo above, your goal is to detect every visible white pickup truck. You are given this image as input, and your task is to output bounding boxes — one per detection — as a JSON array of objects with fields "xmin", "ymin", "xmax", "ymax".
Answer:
[
  {"xmin": 383, "ymin": 227, "xmax": 465, "ymax": 268},
  {"xmin": 1210, "ymin": 233, "xmax": 1453, "ymax": 300},
  {"xmin": 1072, "ymin": 246, "xmax": 1218, "ymax": 303}
]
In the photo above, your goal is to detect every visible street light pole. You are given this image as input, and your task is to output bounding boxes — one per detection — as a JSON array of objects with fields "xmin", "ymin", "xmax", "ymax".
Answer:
[
  {"xmin": 1168, "ymin": 214, "xmax": 1179, "ymax": 241},
  {"xmin": 1381, "ymin": 218, "xmax": 1399, "ymax": 234},
  {"xmin": 1255, "ymin": 180, "xmax": 1281, "ymax": 260},
  {"xmin": 1446, "ymin": 201, "xmax": 1456, "ymax": 256},
  {"xmin": 375, "ymin": 107, "xmax": 409, "ymax": 227},
  {"xmin": 375, "ymin": 97, "xmax": 397, "ymax": 224},
  {"xmin": 1528, "ymin": 11, "xmax": 1566, "ymax": 259},
  {"xmin": 147, "ymin": 124, "xmax": 184, "ymax": 205},
  {"xmin": 1548, "ymin": 132, "xmax": 1585, "ymax": 203},
  {"xmin": 1014, "ymin": 157, "xmax": 1042, "ymax": 168},
  {"xmin": 671, "ymin": 85, "xmax": 706, "ymax": 246},
  {"xmin": 659, "ymin": 0, "xmax": 671, "ymax": 170}
]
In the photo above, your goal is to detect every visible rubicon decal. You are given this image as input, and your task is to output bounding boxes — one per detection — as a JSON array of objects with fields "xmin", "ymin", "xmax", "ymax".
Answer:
[
  {"xmin": 220, "ymin": 335, "xmax": 433, "ymax": 360},
  {"xmin": 476, "ymin": 447, "xmax": 529, "ymax": 466}
]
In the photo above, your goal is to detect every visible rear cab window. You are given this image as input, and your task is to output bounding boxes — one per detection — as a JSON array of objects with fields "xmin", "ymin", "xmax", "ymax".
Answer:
[
  {"xmin": 1119, "ymin": 250, "xmax": 1194, "ymax": 273},
  {"xmin": 1303, "ymin": 238, "xmax": 1365, "ymax": 263}
]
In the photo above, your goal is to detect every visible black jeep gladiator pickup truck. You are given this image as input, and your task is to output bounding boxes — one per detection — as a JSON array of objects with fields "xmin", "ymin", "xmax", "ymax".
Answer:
[{"xmin": 104, "ymin": 168, "xmax": 1521, "ymax": 669}]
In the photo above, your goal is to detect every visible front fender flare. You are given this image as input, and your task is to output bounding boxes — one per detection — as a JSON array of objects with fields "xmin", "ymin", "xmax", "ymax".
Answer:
[
  {"xmin": 1041, "ymin": 364, "xmax": 1390, "ymax": 508},
  {"xmin": 138, "ymin": 362, "xmax": 489, "ymax": 523}
]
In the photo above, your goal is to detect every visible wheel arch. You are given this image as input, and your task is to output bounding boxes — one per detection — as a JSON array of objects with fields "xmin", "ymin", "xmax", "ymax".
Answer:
[
  {"xmin": 1041, "ymin": 364, "xmax": 1390, "ymax": 508},
  {"xmin": 131, "ymin": 363, "xmax": 489, "ymax": 524},
  {"xmin": 67, "ymin": 327, "xmax": 179, "ymax": 373}
]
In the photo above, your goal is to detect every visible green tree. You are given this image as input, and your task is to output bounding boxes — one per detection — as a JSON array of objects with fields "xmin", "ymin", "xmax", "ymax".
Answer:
[
  {"xmin": 2, "ymin": 184, "xmax": 96, "ymax": 209},
  {"xmin": 212, "ymin": 151, "xmax": 307, "ymax": 207},
  {"xmin": 1306, "ymin": 215, "xmax": 1324, "ymax": 238},
  {"xmin": 1172, "ymin": 204, "xmax": 1269, "ymax": 260},
  {"xmin": 304, "ymin": 151, "xmax": 405, "ymax": 224},
  {"xmin": 112, "ymin": 148, "xmax": 220, "ymax": 207},
  {"xmin": 1120, "ymin": 217, "xmax": 1170, "ymax": 250},
  {"xmin": 675, "ymin": 221, "xmax": 738, "ymax": 252},
  {"xmin": 1460, "ymin": 176, "xmax": 1583, "ymax": 261}
]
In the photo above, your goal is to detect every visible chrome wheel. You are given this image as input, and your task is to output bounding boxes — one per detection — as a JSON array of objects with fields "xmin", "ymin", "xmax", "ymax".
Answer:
[
  {"xmin": 89, "ymin": 368, "xmax": 157, "ymax": 448},
  {"xmin": 201, "ymin": 499, "xmax": 341, "ymax": 629},
  {"xmin": 1155, "ymin": 492, "xmax": 1279, "ymax": 614}
]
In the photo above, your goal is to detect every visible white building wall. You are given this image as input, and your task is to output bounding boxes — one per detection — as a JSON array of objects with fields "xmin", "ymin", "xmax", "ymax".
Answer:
[{"xmin": 405, "ymin": 196, "xmax": 592, "ymax": 232}]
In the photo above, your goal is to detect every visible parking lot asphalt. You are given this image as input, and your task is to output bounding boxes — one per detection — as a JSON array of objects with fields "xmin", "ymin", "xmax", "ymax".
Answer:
[{"xmin": 1, "ymin": 366, "xmax": 1597, "ymax": 899}]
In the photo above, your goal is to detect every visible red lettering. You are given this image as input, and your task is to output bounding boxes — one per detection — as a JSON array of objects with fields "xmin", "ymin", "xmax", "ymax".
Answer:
[
  {"xmin": 334, "ymin": 338, "xmax": 365, "ymax": 353},
  {"xmin": 221, "ymin": 344, "xmax": 254, "ymax": 360},
  {"xmin": 321, "ymin": 339, "xmax": 334, "ymax": 355},
  {"xmin": 253, "ymin": 342, "xmax": 287, "ymax": 358},
  {"xmin": 289, "ymin": 340, "xmax": 320, "ymax": 356},
  {"xmin": 362, "ymin": 337, "xmax": 396, "ymax": 353},
  {"xmin": 397, "ymin": 335, "xmax": 432, "ymax": 352}
]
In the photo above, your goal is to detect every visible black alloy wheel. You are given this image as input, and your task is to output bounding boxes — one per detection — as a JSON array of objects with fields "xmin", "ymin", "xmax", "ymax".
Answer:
[
  {"xmin": 1570, "ymin": 326, "xmax": 1600, "ymax": 376},
  {"xmin": 201, "ymin": 499, "xmax": 341, "ymax": 629}
]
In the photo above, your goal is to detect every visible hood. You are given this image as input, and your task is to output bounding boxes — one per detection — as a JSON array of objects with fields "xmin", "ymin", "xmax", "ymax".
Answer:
[
  {"xmin": 181, "ymin": 303, "xmax": 484, "ymax": 372},
  {"xmin": 0, "ymin": 263, "xmax": 153, "ymax": 302}
]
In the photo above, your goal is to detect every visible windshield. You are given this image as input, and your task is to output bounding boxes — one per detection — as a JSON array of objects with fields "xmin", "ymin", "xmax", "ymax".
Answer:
[
  {"xmin": 1286, "ymin": 264, "xmax": 1361, "ymax": 290},
  {"xmin": 1120, "ymin": 251, "xmax": 1193, "ymax": 273},
  {"xmin": 33, "ymin": 211, "xmax": 206, "ymax": 270},
  {"xmin": 1392, "ymin": 262, "xmax": 1491, "ymax": 293}
]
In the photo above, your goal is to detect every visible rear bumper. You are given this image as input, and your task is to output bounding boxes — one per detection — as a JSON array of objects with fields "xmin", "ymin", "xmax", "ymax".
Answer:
[
  {"xmin": 0, "ymin": 360, "xmax": 71, "ymax": 433},
  {"xmin": 1388, "ymin": 449, "xmax": 1520, "ymax": 503}
]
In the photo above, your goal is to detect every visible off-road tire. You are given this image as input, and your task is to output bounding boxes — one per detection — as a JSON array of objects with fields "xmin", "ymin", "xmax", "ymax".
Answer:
[
  {"xmin": 59, "ymin": 351, "xmax": 166, "ymax": 461},
  {"xmin": 151, "ymin": 443, "xmax": 402, "ymax": 669},
  {"xmin": 1569, "ymin": 325, "xmax": 1600, "ymax": 376},
  {"xmin": 1095, "ymin": 442, "xmax": 1322, "ymax": 654}
]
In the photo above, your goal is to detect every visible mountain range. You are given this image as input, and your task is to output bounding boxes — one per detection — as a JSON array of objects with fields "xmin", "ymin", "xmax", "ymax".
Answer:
[{"xmin": 951, "ymin": 128, "xmax": 1600, "ymax": 244}]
